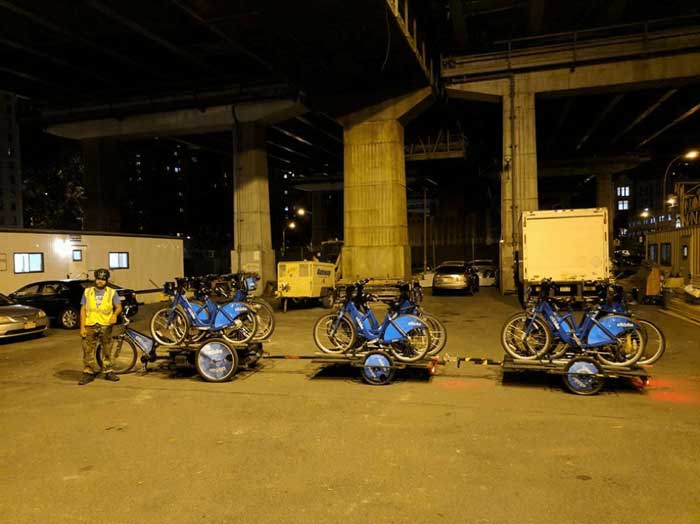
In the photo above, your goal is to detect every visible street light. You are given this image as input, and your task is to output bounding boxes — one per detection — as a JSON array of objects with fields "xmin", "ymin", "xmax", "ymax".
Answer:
[
  {"xmin": 281, "ymin": 221, "xmax": 296, "ymax": 257},
  {"xmin": 662, "ymin": 149, "xmax": 699, "ymax": 210}
]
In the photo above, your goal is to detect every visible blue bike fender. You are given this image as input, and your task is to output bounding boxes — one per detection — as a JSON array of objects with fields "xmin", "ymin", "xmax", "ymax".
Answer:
[
  {"xmin": 214, "ymin": 302, "xmax": 253, "ymax": 330},
  {"xmin": 586, "ymin": 315, "xmax": 640, "ymax": 346},
  {"xmin": 383, "ymin": 315, "xmax": 428, "ymax": 343}
]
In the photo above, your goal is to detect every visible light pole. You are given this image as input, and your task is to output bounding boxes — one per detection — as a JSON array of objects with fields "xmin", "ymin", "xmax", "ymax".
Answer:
[
  {"xmin": 662, "ymin": 149, "xmax": 699, "ymax": 211},
  {"xmin": 281, "ymin": 221, "xmax": 296, "ymax": 257}
]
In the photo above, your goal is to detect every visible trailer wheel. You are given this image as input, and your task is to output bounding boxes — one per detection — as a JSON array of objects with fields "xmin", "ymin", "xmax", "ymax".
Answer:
[
  {"xmin": 361, "ymin": 351, "xmax": 396, "ymax": 385},
  {"xmin": 562, "ymin": 357, "xmax": 605, "ymax": 396},
  {"xmin": 195, "ymin": 338, "xmax": 238, "ymax": 382}
]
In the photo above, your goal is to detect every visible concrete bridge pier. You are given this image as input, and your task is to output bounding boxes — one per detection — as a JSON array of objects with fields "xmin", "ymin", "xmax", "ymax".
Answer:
[
  {"xmin": 340, "ymin": 87, "xmax": 433, "ymax": 281},
  {"xmin": 501, "ymin": 80, "xmax": 539, "ymax": 294}
]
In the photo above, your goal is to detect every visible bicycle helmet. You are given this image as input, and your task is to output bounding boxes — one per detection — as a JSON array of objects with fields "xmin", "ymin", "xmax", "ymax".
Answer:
[{"xmin": 95, "ymin": 268, "xmax": 110, "ymax": 281}]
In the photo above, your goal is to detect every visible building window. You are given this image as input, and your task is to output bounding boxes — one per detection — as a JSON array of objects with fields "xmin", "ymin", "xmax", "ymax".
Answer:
[
  {"xmin": 14, "ymin": 252, "xmax": 44, "ymax": 273},
  {"xmin": 72, "ymin": 249, "xmax": 83, "ymax": 261},
  {"xmin": 648, "ymin": 244, "xmax": 658, "ymax": 262},
  {"xmin": 109, "ymin": 252, "xmax": 129, "ymax": 269},
  {"xmin": 617, "ymin": 200, "xmax": 629, "ymax": 210},
  {"xmin": 660, "ymin": 243, "xmax": 672, "ymax": 266},
  {"xmin": 616, "ymin": 186, "xmax": 630, "ymax": 197},
  {"xmin": 619, "ymin": 228, "xmax": 628, "ymax": 237}
]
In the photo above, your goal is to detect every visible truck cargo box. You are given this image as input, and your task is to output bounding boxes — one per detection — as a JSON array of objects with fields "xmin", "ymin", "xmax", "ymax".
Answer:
[{"xmin": 521, "ymin": 208, "xmax": 609, "ymax": 283}]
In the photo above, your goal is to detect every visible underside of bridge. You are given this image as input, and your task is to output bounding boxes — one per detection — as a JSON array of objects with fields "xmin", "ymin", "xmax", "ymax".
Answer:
[{"xmin": 3, "ymin": 1, "xmax": 700, "ymax": 289}]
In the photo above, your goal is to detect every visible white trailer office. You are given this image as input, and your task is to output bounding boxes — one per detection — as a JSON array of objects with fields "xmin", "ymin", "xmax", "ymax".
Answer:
[{"xmin": 0, "ymin": 229, "xmax": 183, "ymax": 302}]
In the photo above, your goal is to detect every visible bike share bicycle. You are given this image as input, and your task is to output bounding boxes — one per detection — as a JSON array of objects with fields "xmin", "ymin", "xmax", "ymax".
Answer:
[
  {"xmin": 500, "ymin": 279, "xmax": 649, "ymax": 395},
  {"xmin": 312, "ymin": 278, "xmax": 435, "ymax": 384},
  {"xmin": 150, "ymin": 277, "xmax": 258, "ymax": 346}
]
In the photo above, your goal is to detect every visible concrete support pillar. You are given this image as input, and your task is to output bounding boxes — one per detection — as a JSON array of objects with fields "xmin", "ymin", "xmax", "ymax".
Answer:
[
  {"xmin": 231, "ymin": 123, "xmax": 274, "ymax": 293},
  {"xmin": 596, "ymin": 173, "xmax": 615, "ymax": 257},
  {"xmin": 340, "ymin": 88, "xmax": 433, "ymax": 281},
  {"xmin": 500, "ymin": 81, "xmax": 539, "ymax": 293},
  {"xmin": 82, "ymin": 138, "xmax": 122, "ymax": 231}
]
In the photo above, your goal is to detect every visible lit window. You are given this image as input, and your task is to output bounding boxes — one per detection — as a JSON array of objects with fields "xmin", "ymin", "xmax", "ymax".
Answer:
[
  {"xmin": 14, "ymin": 252, "xmax": 43, "ymax": 273},
  {"xmin": 109, "ymin": 252, "xmax": 129, "ymax": 269},
  {"xmin": 616, "ymin": 186, "xmax": 630, "ymax": 197},
  {"xmin": 72, "ymin": 250, "xmax": 82, "ymax": 261},
  {"xmin": 617, "ymin": 200, "xmax": 629, "ymax": 210}
]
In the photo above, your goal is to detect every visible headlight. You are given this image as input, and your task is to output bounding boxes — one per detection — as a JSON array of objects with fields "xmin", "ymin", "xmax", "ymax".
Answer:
[
  {"xmin": 0, "ymin": 316, "xmax": 14, "ymax": 324},
  {"xmin": 37, "ymin": 310, "xmax": 47, "ymax": 318}
]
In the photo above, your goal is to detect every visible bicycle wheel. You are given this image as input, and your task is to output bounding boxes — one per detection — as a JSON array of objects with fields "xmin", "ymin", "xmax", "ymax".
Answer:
[
  {"xmin": 423, "ymin": 313, "xmax": 447, "ymax": 356},
  {"xmin": 389, "ymin": 315, "xmax": 431, "ymax": 363},
  {"xmin": 549, "ymin": 340, "xmax": 570, "ymax": 360},
  {"xmin": 150, "ymin": 308, "xmax": 187, "ymax": 346},
  {"xmin": 195, "ymin": 338, "xmax": 238, "ymax": 382},
  {"xmin": 221, "ymin": 311, "xmax": 258, "ymax": 344},
  {"xmin": 595, "ymin": 327, "xmax": 645, "ymax": 367},
  {"xmin": 96, "ymin": 337, "xmax": 137, "ymax": 374},
  {"xmin": 501, "ymin": 312, "xmax": 552, "ymax": 360},
  {"xmin": 635, "ymin": 319, "xmax": 666, "ymax": 365},
  {"xmin": 313, "ymin": 313, "xmax": 357, "ymax": 354},
  {"xmin": 247, "ymin": 298, "xmax": 275, "ymax": 341}
]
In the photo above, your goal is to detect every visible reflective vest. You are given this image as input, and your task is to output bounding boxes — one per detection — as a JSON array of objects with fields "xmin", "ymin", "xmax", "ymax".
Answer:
[{"xmin": 84, "ymin": 286, "xmax": 116, "ymax": 326}]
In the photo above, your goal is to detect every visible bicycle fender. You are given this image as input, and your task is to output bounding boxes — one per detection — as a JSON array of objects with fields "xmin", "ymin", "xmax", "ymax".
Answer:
[
  {"xmin": 383, "ymin": 315, "xmax": 428, "ymax": 343},
  {"xmin": 214, "ymin": 302, "xmax": 253, "ymax": 330},
  {"xmin": 586, "ymin": 315, "xmax": 640, "ymax": 346}
]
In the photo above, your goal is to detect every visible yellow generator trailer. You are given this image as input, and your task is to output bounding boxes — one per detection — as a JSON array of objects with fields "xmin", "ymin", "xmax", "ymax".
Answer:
[{"xmin": 277, "ymin": 261, "xmax": 336, "ymax": 311}]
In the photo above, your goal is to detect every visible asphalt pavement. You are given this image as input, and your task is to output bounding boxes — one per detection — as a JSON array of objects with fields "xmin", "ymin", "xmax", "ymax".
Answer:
[{"xmin": 0, "ymin": 288, "xmax": 698, "ymax": 524}]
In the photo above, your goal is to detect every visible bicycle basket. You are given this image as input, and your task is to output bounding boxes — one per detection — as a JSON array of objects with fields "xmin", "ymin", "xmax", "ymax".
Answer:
[
  {"xmin": 163, "ymin": 281, "xmax": 176, "ymax": 296},
  {"xmin": 244, "ymin": 276, "xmax": 257, "ymax": 292}
]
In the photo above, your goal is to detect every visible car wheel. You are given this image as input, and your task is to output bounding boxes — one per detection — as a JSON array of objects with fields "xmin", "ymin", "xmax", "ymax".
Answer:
[{"xmin": 59, "ymin": 307, "xmax": 79, "ymax": 329}]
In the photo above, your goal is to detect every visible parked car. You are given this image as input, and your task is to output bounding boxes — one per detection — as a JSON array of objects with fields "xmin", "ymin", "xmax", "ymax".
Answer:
[
  {"xmin": 432, "ymin": 263, "xmax": 480, "ymax": 295},
  {"xmin": 9, "ymin": 280, "xmax": 138, "ymax": 329},
  {"xmin": 467, "ymin": 259, "xmax": 498, "ymax": 287},
  {"xmin": 0, "ymin": 293, "xmax": 50, "ymax": 339}
]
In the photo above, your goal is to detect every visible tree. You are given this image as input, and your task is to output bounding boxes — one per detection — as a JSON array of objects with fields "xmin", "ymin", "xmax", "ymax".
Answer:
[{"xmin": 23, "ymin": 154, "xmax": 86, "ymax": 229}]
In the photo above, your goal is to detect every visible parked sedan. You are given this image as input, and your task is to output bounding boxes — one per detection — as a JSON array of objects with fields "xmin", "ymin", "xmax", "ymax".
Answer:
[
  {"xmin": 9, "ymin": 280, "xmax": 138, "ymax": 329},
  {"xmin": 467, "ymin": 259, "xmax": 498, "ymax": 287},
  {"xmin": 432, "ymin": 264, "xmax": 480, "ymax": 295},
  {"xmin": 0, "ymin": 293, "xmax": 50, "ymax": 339}
]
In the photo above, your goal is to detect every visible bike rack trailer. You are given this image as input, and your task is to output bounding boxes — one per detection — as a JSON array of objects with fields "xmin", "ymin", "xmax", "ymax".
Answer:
[
  {"xmin": 500, "ymin": 355, "xmax": 650, "ymax": 395},
  {"xmin": 262, "ymin": 352, "xmax": 441, "ymax": 385}
]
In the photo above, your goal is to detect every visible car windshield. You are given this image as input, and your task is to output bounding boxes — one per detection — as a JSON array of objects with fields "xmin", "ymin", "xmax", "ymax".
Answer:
[
  {"xmin": 436, "ymin": 266, "xmax": 464, "ymax": 274},
  {"xmin": 0, "ymin": 294, "xmax": 14, "ymax": 306},
  {"xmin": 81, "ymin": 281, "xmax": 123, "ymax": 290}
]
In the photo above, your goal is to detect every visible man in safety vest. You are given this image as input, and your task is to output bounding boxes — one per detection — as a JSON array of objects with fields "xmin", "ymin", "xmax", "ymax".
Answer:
[{"xmin": 78, "ymin": 268, "xmax": 123, "ymax": 385}]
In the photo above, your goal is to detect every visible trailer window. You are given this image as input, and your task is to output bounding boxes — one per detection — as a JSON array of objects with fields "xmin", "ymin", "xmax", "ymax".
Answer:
[
  {"xmin": 660, "ymin": 243, "xmax": 672, "ymax": 266},
  {"xmin": 72, "ymin": 249, "xmax": 82, "ymax": 261},
  {"xmin": 109, "ymin": 252, "xmax": 129, "ymax": 269},
  {"xmin": 647, "ymin": 244, "xmax": 658, "ymax": 263},
  {"xmin": 14, "ymin": 252, "xmax": 44, "ymax": 273}
]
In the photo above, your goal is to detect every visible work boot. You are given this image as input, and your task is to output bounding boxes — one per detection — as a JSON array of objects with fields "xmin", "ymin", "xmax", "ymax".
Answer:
[
  {"xmin": 78, "ymin": 372, "xmax": 96, "ymax": 385},
  {"xmin": 104, "ymin": 372, "xmax": 120, "ymax": 382}
]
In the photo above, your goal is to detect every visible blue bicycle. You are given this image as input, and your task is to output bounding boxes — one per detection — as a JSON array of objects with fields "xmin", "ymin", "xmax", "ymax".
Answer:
[
  {"xmin": 150, "ymin": 277, "xmax": 257, "ymax": 346},
  {"xmin": 546, "ymin": 283, "xmax": 666, "ymax": 365},
  {"xmin": 374, "ymin": 281, "xmax": 447, "ymax": 356},
  {"xmin": 312, "ymin": 279, "xmax": 431, "ymax": 363},
  {"xmin": 501, "ymin": 279, "xmax": 645, "ymax": 367}
]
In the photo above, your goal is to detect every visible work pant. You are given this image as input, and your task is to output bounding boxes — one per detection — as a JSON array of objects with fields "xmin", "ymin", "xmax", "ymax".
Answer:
[{"xmin": 82, "ymin": 324, "xmax": 113, "ymax": 374}]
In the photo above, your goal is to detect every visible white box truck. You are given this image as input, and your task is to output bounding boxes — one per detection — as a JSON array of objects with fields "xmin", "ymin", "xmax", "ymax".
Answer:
[{"xmin": 520, "ymin": 208, "xmax": 610, "ymax": 295}]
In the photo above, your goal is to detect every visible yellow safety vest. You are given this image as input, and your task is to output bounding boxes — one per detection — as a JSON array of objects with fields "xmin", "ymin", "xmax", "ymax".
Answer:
[{"xmin": 84, "ymin": 286, "xmax": 116, "ymax": 326}]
